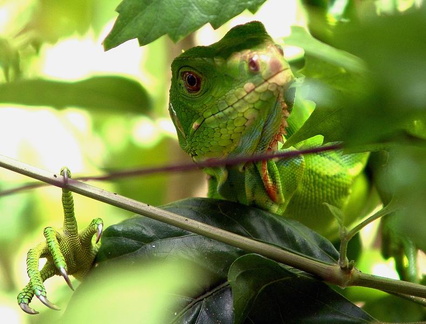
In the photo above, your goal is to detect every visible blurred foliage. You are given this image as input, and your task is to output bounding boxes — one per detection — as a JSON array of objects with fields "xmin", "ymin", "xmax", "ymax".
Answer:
[
  {"xmin": 62, "ymin": 259, "xmax": 203, "ymax": 323},
  {"xmin": 0, "ymin": 76, "xmax": 151, "ymax": 112},
  {"xmin": 0, "ymin": 0, "xmax": 425, "ymax": 323},
  {"xmin": 0, "ymin": 0, "xmax": 178, "ymax": 322}
]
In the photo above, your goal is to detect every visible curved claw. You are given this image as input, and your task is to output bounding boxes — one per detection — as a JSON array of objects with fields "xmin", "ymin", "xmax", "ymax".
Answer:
[
  {"xmin": 37, "ymin": 295, "xmax": 60, "ymax": 311},
  {"xmin": 59, "ymin": 266, "xmax": 74, "ymax": 291},
  {"xmin": 96, "ymin": 223, "xmax": 103, "ymax": 243},
  {"xmin": 19, "ymin": 303, "xmax": 39, "ymax": 315}
]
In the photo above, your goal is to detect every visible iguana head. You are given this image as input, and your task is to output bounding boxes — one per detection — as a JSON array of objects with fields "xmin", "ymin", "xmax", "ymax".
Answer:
[{"xmin": 169, "ymin": 21, "xmax": 295, "ymax": 162}]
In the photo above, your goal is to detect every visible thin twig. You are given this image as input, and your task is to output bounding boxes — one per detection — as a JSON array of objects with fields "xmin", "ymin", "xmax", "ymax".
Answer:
[{"xmin": 0, "ymin": 144, "xmax": 342, "ymax": 197}]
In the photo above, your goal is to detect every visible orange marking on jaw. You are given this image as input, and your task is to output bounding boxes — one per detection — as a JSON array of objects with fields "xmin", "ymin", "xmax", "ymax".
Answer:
[{"xmin": 268, "ymin": 91, "xmax": 289, "ymax": 152}]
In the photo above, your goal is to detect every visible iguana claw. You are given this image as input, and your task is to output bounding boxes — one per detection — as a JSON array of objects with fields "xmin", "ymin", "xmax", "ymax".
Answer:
[
  {"xmin": 19, "ymin": 302, "xmax": 38, "ymax": 315},
  {"xmin": 37, "ymin": 295, "xmax": 60, "ymax": 311},
  {"xmin": 59, "ymin": 266, "xmax": 74, "ymax": 291},
  {"xmin": 96, "ymin": 222, "xmax": 103, "ymax": 243},
  {"xmin": 17, "ymin": 167, "xmax": 103, "ymax": 314}
]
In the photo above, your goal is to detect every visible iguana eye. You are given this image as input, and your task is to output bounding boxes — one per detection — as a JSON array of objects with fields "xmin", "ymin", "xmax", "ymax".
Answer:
[
  {"xmin": 181, "ymin": 71, "xmax": 202, "ymax": 93},
  {"xmin": 248, "ymin": 55, "xmax": 260, "ymax": 72}
]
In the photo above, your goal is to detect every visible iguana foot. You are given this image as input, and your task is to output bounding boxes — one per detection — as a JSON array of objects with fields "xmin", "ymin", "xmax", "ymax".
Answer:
[{"xmin": 17, "ymin": 168, "xmax": 103, "ymax": 314}]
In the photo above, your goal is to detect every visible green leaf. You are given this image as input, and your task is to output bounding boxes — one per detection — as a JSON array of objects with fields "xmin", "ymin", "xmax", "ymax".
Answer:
[
  {"xmin": 0, "ymin": 76, "xmax": 151, "ymax": 113},
  {"xmin": 330, "ymin": 6, "xmax": 426, "ymax": 146},
  {"xmin": 229, "ymin": 254, "xmax": 375, "ymax": 323},
  {"xmin": 82, "ymin": 198, "xmax": 377, "ymax": 322},
  {"xmin": 285, "ymin": 26, "xmax": 365, "ymax": 74},
  {"xmin": 336, "ymin": 6, "xmax": 426, "ymax": 114},
  {"xmin": 284, "ymin": 84, "xmax": 352, "ymax": 148},
  {"xmin": 285, "ymin": 11, "xmax": 426, "ymax": 148},
  {"xmin": 283, "ymin": 27, "xmax": 369, "ymax": 148},
  {"xmin": 299, "ymin": 0, "xmax": 360, "ymax": 45},
  {"xmin": 103, "ymin": 0, "xmax": 266, "ymax": 50},
  {"xmin": 97, "ymin": 198, "xmax": 339, "ymax": 265},
  {"xmin": 371, "ymin": 146, "xmax": 426, "ymax": 253},
  {"xmin": 21, "ymin": 0, "xmax": 96, "ymax": 43},
  {"xmin": 363, "ymin": 294, "xmax": 425, "ymax": 323},
  {"xmin": 63, "ymin": 260, "xmax": 214, "ymax": 323},
  {"xmin": 324, "ymin": 203, "xmax": 345, "ymax": 228}
]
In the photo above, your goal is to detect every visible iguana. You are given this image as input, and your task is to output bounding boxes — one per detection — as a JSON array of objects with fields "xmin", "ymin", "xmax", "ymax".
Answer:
[
  {"xmin": 18, "ymin": 21, "xmax": 414, "ymax": 314},
  {"xmin": 169, "ymin": 21, "xmax": 370, "ymax": 237}
]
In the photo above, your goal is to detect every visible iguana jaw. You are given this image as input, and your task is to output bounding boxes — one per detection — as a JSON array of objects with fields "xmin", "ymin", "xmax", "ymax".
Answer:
[{"xmin": 188, "ymin": 44, "xmax": 294, "ymax": 162}]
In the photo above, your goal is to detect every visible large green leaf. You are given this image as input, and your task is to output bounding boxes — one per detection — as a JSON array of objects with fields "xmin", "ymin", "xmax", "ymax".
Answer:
[
  {"xmin": 96, "ymin": 198, "xmax": 339, "ymax": 265},
  {"xmin": 289, "ymin": 6, "xmax": 426, "ymax": 148},
  {"xmin": 285, "ymin": 6, "xmax": 426, "ymax": 148},
  {"xmin": 336, "ymin": 6, "xmax": 426, "ymax": 114},
  {"xmin": 63, "ymin": 198, "xmax": 376, "ymax": 322},
  {"xmin": 285, "ymin": 26, "xmax": 365, "ymax": 74},
  {"xmin": 0, "ymin": 76, "xmax": 151, "ymax": 113},
  {"xmin": 229, "ymin": 254, "xmax": 375, "ymax": 323},
  {"xmin": 283, "ymin": 74, "xmax": 362, "ymax": 149},
  {"xmin": 20, "ymin": 0, "xmax": 95, "ymax": 43},
  {"xmin": 283, "ymin": 27, "xmax": 369, "ymax": 148},
  {"xmin": 103, "ymin": 0, "xmax": 266, "ymax": 50}
]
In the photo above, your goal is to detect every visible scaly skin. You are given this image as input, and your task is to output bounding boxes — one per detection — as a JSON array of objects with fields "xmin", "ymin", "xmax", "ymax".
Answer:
[
  {"xmin": 17, "ymin": 168, "xmax": 103, "ymax": 314},
  {"xmin": 169, "ymin": 21, "xmax": 371, "ymax": 238}
]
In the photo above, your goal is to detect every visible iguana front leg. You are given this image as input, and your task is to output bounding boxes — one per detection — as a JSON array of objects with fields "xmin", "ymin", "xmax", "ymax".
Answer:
[{"xmin": 17, "ymin": 168, "xmax": 103, "ymax": 314}]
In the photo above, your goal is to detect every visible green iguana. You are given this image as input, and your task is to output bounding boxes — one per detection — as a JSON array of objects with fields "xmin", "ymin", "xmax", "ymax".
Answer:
[
  {"xmin": 17, "ymin": 21, "xmax": 413, "ymax": 314},
  {"xmin": 169, "ymin": 21, "xmax": 370, "ymax": 237}
]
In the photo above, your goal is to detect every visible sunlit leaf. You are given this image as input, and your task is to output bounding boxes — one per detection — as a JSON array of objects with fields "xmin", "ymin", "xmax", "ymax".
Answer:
[
  {"xmin": 21, "ymin": 0, "xmax": 95, "ymax": 43},
  {"xmin": 285, "ymin": 26, "xmax": 365, "ymax": 73},
  {"xmin": 300, "ymin": 0, "xmax": 361, "ymax": 44},
  {"xmin": 103, "ymin": 0, "xmax": 266, "ymax": 49},
  {"xmin": 0, "ymin": 76, "xmax": 151, "ymax": 113},
  {"xmin": 63, "ymin": 260, "xmax": 204, "ymax": 323}
]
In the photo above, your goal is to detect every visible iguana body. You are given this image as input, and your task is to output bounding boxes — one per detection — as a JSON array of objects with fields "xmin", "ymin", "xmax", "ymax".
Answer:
[{"xmin": 169, "ymin": 21, "xmax": 370, "ymax": 237}]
